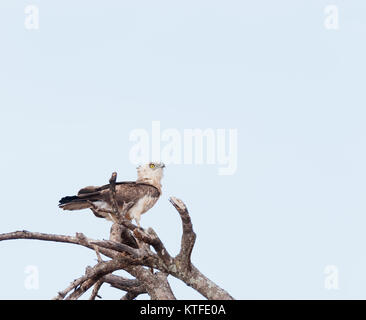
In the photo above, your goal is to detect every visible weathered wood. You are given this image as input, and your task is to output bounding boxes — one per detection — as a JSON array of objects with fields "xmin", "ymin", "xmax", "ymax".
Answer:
[{"xmin": 0, "ymin": 173, "xmax": 234, "ymax": 300}]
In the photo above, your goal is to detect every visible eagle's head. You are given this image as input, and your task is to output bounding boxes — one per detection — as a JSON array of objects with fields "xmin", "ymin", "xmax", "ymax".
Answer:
[{"xmin": 136, "ymin": 162, "xmax": 165, "ymax": 190}]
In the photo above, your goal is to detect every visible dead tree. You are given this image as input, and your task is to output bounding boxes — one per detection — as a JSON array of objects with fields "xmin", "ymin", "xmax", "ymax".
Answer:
[{"xmin": 0, "ymin": 173, "xmax": 234, "ymax": 300}]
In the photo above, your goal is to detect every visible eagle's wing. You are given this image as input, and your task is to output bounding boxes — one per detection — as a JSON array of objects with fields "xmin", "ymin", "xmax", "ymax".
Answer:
[
  {"xmin": 59, "ymin": 182, "xmax": 160, "ymax": 217},
  {"xmin": 77, "ymin": 181, "xmax": 135, "ymax": 195},
  {"xmin": 77, "ymin": 181, "xmax": 159, "ymax": 203}
]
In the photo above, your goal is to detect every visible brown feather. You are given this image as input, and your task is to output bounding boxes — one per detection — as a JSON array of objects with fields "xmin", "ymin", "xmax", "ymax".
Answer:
[
  {"xmin": 59, "ymin": 182, "xmax": 160, "ymax": 217},
  {"xmin": 60, "ymin": 201, "xmax": 91, "ymax": 211}
]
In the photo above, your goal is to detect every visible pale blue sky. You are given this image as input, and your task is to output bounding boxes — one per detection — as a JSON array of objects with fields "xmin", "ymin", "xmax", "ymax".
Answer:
[{"xmin": 0, "ymin": 0, "xmax": 366, "ymax": 299}]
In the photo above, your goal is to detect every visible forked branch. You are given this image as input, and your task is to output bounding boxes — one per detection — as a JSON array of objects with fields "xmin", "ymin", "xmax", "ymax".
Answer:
[{"xmin": 0, "ymin": 173, "xmax": 234, "ymax": 300}]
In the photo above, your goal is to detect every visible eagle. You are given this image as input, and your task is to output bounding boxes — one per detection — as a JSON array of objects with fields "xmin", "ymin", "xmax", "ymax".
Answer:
[{"xmin": 58, "ymin": 162, "xmax": 165, "ymax": 226}]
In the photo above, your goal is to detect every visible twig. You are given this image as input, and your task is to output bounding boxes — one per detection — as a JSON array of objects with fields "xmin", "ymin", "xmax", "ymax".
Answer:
[
  {"xmin": 53, "ymin": 273, "xmax": 90, "ymax": 300},
  {"xmin": 89, "ymin": 280, "xmax": 103, "ymax": 300},
  {"xmin": 93, "ymin": 245, "xmax": 103, "ymax": 263},
  {"xmin": 90, "ymin": 240, "xmax": 140, "ymax": 258},
  {"xmin": 109, "ymin": 172, "xmax": 120, "ymax": 218}
]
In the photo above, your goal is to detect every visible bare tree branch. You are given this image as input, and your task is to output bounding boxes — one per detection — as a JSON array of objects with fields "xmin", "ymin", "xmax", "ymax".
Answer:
[
  {"xmin": 120, "ymin": 292, "xmax": 140, "ymax": 300},
  {"xmin": 89, "ymin": 280, "xmax": 103, "ymax": 300},
  {"xmin": 109, "ymin": 172, "xmax": 120, "ymax": 219},
  {"xmin": 169, "ymin": 196, "xmax": 196, "ymax": 271},
  {"xmin": 0, "ymin": 231, "xmax": 118, "ymax": 260},
  {"xmin": 102, "ymin": 274, "xmax": 144, "ymax": 292},
  {"xmin": 53, "ymin": 271, "xmax": 90, "ymax": 300},
  {"xmin": 64, "ymin": 259, "xmax": 129, "ymax": 300},
  {"xmin": 0, "ymin": 172, "xmax": 235, "ymax": 300},
  {"xmin": 125, "ymin": 266, "xmax": 176, "ymax": 300},
  {"xmin": 103, "ymin": 274, "xmax": 146, "ymax": 299},
  {"xmin": 109, "ymin": 222, "xmax": 175, "ymax": 300},
  {"xmin": 90, "ymin": 240, "xmax": 141, "ymax": 258},
  {"xmin": 133, "ymin": 227, "xmax": 173, "ymax": 267}
]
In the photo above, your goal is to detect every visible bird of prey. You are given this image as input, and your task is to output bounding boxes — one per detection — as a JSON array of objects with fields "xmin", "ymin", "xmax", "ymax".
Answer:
[{"xmin": 58, "ymin": 162, "xmax": 165, "ymax": 226}]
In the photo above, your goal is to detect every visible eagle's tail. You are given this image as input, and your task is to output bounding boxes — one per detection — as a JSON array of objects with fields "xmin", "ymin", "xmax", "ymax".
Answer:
[{"xmin": 58, "ymin": 195, "xmax": 92, "ymax": 211}]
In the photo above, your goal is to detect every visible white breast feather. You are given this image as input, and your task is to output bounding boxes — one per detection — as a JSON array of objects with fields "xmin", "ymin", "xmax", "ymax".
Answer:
[
  {"xmin": 128, "ymin": 195, "xmax": 157, "ymax": 221},
  {"xmin": 93, "ymin": 196, "xmax": 157, "ymax": 224}
]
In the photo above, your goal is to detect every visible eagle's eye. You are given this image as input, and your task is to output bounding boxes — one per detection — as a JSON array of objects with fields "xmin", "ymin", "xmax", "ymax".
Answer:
[{"xmin": 149, "ymin": 163, "xmax": 156, "ymax": 169}]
